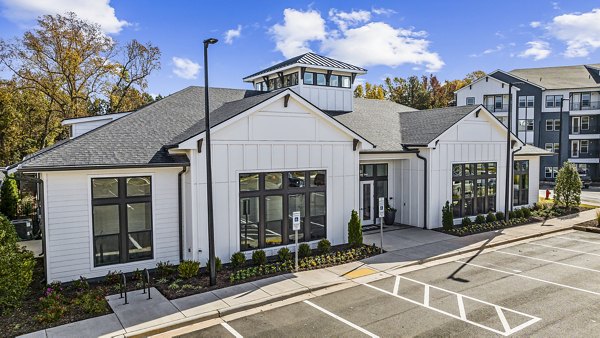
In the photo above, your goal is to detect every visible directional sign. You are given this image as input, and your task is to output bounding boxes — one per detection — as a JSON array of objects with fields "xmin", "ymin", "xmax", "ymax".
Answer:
[
  {"xmin": 292, "ymin": 211, "xmax": 301, "ymax": 230},
  {"xmin": 378, "ymin": 197, "xmax": 385, "ymax": 218}
]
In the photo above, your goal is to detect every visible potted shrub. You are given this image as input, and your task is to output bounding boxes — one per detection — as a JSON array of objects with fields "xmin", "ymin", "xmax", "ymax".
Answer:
[{"xmin": 384, "ymin": 205, "xmax": 397, "ymax": 225}]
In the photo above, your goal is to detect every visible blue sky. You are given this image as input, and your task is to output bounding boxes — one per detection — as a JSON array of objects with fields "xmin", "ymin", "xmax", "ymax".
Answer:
[{"xmin": 1, "ymin": 1, "xmax": 599, "ymax": 97}]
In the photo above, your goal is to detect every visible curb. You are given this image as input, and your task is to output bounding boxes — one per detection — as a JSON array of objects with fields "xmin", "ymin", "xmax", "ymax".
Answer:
[{"xmin": 573, "ymin": 225, "xmax": 600, "ymax": 234}]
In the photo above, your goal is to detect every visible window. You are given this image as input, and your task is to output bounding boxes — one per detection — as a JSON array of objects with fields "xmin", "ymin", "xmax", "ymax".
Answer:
[
  {"xmin": 581, "ymin": 140, "xmax": 589, "ymax": 154},
  {"xmin": 466, "ymin": 97, "xmax": 475, "ymax": 106},
  {"xmin": 518, "ymin": 96, "xmax": 526, "ymax": 108},
  {"xmin": 546, "ymin": 120, "xmax": 553, "ymax": 131},
  {"xmin": 527, "ymin": 96, "xmax": 534, "ymax": 108},
  {"xmin": 239, "ymin": 170, "xmax": 326, "ymax": 251},
  {"xmin": 341, "ymin": 76, "xmax": 351, "ymax": 88},
  {"xmin": 92, "ymin": 177, "xmax": 152, "ymax": 267},
  {"xmin": 330, "ymin": 75, "xmax": 339, "ymax": 87},
  {"xmin": 554, "ymin": 119, "xmax": 560, "ymax": 131},
  {"xmin": 495, "ymin": 96, "xmax": 503, "ymax": 109},
  {"xmin": 571, "ymin": 140, "xmax": 580, "ymax": 158},
  {"xmin": 303, "ymin": 72, "xmax": 314, "ymax": 85},
  {"xmin": 573, "ymin": 117, "xmax": 580, "ymax": 134},
  {"xmin": 546, "ymin": 95, "xmax": 562, "ymax": 108},
  {"xmin": 545, "ymin": 167, "xmax": 558, "ymax": 179},
  {"xmin": 582, "ymin": 116, "xmax": 590, "ymax": 130},
  {"xmin": 582, "ymin": 93, "xmax": 591, "ymax": 108},
  {"xmin": 513, "ymin": 160, "xmax": 529, "ymax": 206},
  {"xmin": 452, "ymin": 163, "xmax": 497, "ymax": 218},
  {"xmin": 316, "ymin": 73, "xmax": 326, "ymax": 86},
  {"xmin": 518, "ymin": 119, "xmax": 534, "ymax": 132},
  {"xmin": 545, "ymin": 143, "xmax": 559, "ymax": 153},
  {"xmin": 303, "ymin": 72, "xmax": 352, "ymax": 88}
]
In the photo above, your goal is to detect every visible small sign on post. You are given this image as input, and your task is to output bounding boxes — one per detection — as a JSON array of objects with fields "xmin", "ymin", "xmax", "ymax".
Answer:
[
  {"xmin": 292, "ymin": 211, "xmax": 301, "ymax": 271},
  {"xmin": 378, "ymin": 197, "xmax": 385, "ymax": 253}
]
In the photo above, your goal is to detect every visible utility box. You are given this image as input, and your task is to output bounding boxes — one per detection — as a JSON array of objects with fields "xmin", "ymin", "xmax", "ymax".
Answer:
[{"xmin": 11, "ymin": 218, "xmax": 33, "ymax": 240}]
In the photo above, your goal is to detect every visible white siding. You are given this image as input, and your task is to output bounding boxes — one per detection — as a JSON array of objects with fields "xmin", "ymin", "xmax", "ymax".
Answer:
[{"xmin": 43, "ymin": 167, "xmax": 181, "ymax": 282}]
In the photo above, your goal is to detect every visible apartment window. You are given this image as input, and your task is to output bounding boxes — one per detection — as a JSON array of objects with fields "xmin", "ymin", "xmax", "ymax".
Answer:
[
  {"xmin": 582, "ymin": 116, "xmax": 590, "ymax": 130},
  {"xmin": 518, "ymin": 96, "xmax": 526, "ymax": 108},
  {"xmin": 466, "ymin": 97, "xmax": 475, "ymax": 106},
  {"xmin": 581, "ymin": 140, "xmax": 589, "ymax": 154},
  {"xmin": 239, "ymin": 171, "xmax": 326, "ymax": 251},
  {"xmin": 582, "ymin": 93, "xmax": 591, "ymax": 108},
  {"xmin": 513, "ymin": 160, "xmax": 529, "ymax": 206},
  {"xmin": 495, "ymin": 96, "xmax": 503, "ymax": 109},
  {"xmin": 92, "ymin": 177, "xmax": 153, "ymax": 267},
  {"xmin": 544, "ymin": 143, "xmax": 559, "ymax": 153},
  {"xmin": 554, "ymin": 119, "xmax": 560, "ymax": 131},
  {"xmin": 571, "ymin": 140, "xmax": 580, "ymax": 158},
  {"xmin": 527, "ymin": 96, "xmax": 534, "ymax": 108},
  {"xmin": 452, "ymin": 163, "xmax": 497, "ymax": 218},
  {"xmin": 546, "ymin": 120, "xmax": 553, "ymax": 131},
  {"xmin": 545, "ymin": 167, "xmax": 558, "ymax": 179},
  {"xmin": 518, "ymin": 119, "xmax": 534, "ymax": 132},
  {"xmin": 546, "ymin": 95, "xmax": 562, "ymax": 108}
]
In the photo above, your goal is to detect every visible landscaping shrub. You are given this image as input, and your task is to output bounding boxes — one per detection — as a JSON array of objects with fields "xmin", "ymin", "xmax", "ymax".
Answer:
[
  {"xmin": 72, "ymin": 276, "xmax": 90, "ymax": 292},
  {"xmin": 252, "ymin": 249, "xmax": 267, "ymax": 266},
  {"xmin": 0, "ymin": 213, "xmax": 35, "ymax": 313},
  {"xmin": 555, "ymin": 162, "xmax": 582, "ymax": 208},
  {"xmin": 475, "ymin": 214, "xmax": 486, "ymax": 224},
  {"xmin": 231, "ymin": 252, "xmax": 246, "ymax": 269},
  {"xmin": 156, "ymin": 261, "xmax": 176, "ymax": 278},
  {"xmin": 495, "ymin": 211, "xmax": 505, "ymax": 221},
  {"xmin": 514, "ymin": 208, "xmax": 524, "ymax": 219},
  {"xmin": 442, "ymin": 201, "xmax": 454, "ymax": 230},
  {"xmin": 348, "ymin": 209, "xmax": 363, "ymax": 247},
  {"xmin": 298, "ymin": 243, "xmax": 311, "ymax": 258},
  {"xmin": 19, "ymin": 194, "xmax": 35, "ymax": 217},
  {"xmin": 0, "ymin": 176, "xmax": 20, "ymax": 219},
  {"xmin": 36, "ymin": 283, "xmax": 67, "ymax": 323},
  {"xmin": 317, "ymin": 239, "xmax": 331, "ymax": 254},
  {"xmin": 461, "ymin": 217, "xmax": 472, "ymax": 226},
  {"xmin": 521, "ymin": 208, "xmax": 532, "ymax": 218},
  {"xmin": 74, "ymin": 288, "xmax": 107, "ymax": 315},
  {"xmin": 104, "ymin": 270, "xmax": 121, "ymax": 285},
  {"xmin": 277, "ymin": 247, "xmax": 292, "ymax": 262},
  {"xmin": 178, "ymin": 260, "xmax": 200, "ymax": 279},
  {"xmin": 486, "ymin": 212, "xmax": 496, "ymax": 223},
  {"xmin": 508, "ymin": 211, "xmax": 517, "ymax": 220},
  {"xmin": 206, "ymin": 257, "xmax": 222, "ymax": 274}
]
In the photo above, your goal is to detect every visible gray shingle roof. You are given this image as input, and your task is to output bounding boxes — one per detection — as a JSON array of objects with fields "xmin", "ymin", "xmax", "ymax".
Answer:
[
  {"xmin": 398, "ymin": 106, "xmax": 476, "ymax": 146},
  {"xmin": 18, "ymin": 87, "xmax": 262, "ymax": 171},
  {"xmin": 515, "ymin": 144, "xmax": 555, "ymax": 156},
  {"xmin": 509, "ymin": 64, "xmax": 600, "ymax": 89},
  {"xmin": 243, "ymin": 53, "xmax": 366, "ymax": 80}
]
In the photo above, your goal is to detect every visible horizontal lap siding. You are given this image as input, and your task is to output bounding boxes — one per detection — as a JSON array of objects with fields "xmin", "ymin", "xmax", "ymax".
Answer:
[{"xmin": 45, "ymin": 168, "xmax": 181, "ymax": 282}]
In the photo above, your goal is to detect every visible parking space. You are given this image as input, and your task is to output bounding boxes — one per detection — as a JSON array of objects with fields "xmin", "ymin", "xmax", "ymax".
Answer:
[{"xmin": 169, "ymin": 231, "xmax": 600, "ymax": 337}]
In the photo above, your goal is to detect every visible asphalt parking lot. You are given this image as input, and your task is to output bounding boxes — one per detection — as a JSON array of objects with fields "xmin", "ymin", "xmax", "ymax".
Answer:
[{"xmin": 171, "ymin": 231, "xmax": 600, "ymax": 337}]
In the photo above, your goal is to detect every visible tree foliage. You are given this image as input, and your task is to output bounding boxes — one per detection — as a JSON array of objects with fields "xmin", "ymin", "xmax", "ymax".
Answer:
[
  {"xmin": 354, "ymin": 71, "xmax": 486, "ymax": 110},
  {"xmin": 554, "ymin": 162, "xmax": 582, "ymax": 208},
  {"xmin": 0, "ymin": 12, "xmax": 161, "ymax": 166},
  {"xmin": 442, "ymin": 201, "xmax": 453, "ymax": 230},
  {"xmin": 348, "ymin": 209, "xmax": 363, "ymax": 247},
  {"xmin": 0, "ymin": 175, "xmax": 20, "ymax": 219}
]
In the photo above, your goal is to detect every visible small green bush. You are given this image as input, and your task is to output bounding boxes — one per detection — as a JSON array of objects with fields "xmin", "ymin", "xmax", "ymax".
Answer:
[
  {"xmin": 74, "ymin": 288, "xmax": 107, "ymax": 315},
  {"xmin": 461, "ymin": 217, "xmax": 472, "ymax": 226},
  {"xmin": 348, "ymin": 210, "xmax": 363, "ymax": 247},
  {"xmin": 277, "ymin": 247, "xmax": 292, "ymax": 262},
  {"xmin": 156, "ymin": 261, "xmax": 176, "ymax": 278},
  {"xmin": 298, "ymin": 243, "xmax": 311, "ymax": 258},
  {"xmin": 104, "ymin": 270, "xmax": 121, "ymax": 286},
  {"xmin": 178, "ymin": 260, "xmax": 200, "ymax": 279},
  {"xmin": 521, "ymin": 208, "xmax": 532, "ymax": 218},
  {"xmin": 495, "ymin": 211, "xmax": 505, "ymax": 221},
  {"xmin": 0, "ymin": 176, "xmax": 20, "ymax": 219},
  {"xmin": 475, "ymin": 215, "xmax": 486, "ymax": 224},
  {"xmin": 486, "ymin": 212, "xmax": 496, "ymax": 223},
  {"xmin": 252, "ymin": 249, "xmax": 267, "ymax": 266},
  {"xmin": 514, "ymin": 208, "xmax": 524, "ymax": 219},
  {"xmin": 206, "ymin": 257, "xmax": 222, "ymax": 274},
  {"xmin": 442, "ymin": 201, "xmax": 454, "ymax": 230},
  {"xmin": 231, "ymin": 252, "xmax": 246, "ymax": 269},
  {"xmin": 508, "ymin": 210, "xmax": 517, "ymax": 219},
  {"xmin": 317, "ymin": 239, "xmax": 331, "ymax": 254}
]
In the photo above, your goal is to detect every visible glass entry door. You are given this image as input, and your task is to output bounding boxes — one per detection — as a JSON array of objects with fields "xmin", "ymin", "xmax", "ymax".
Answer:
[{"xmin": 360, "ymin": 181, "xmax": 375, "ymax": 225}]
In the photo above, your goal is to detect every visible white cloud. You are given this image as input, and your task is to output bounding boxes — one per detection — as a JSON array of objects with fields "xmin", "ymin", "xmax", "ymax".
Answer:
[
  {"xmin": 328, "ymin": 9, "xmax": 371, "ymax": 31},
  {"xmin": 172, "ymin": 57, "xmax": 201, "ymax": 80},
  {"xmin": 224, "ymin": 25, "xmax": 242, "ymax": 44},
  {"xmin": 469, "ymin": 44, "xmax": 505, "ymax": 57},
  {"xmin": 530, "ymin": 21, "xmax": 541, "ymax": 28},
  {"xmin": 372, "ymin": 7, "xmax": 396, "ymax": 16},
  {"xmin": 0, "ymin": 0, "xmax": 128, "ymax": 33},
  {"xmin": 269, "ymin": 8, "xmax": 326, "ymax": 58},
  {"xmin": 547, "ymin": 8, "xmax": 600, "ymax": 57},
  {"xmin": 552, "ymin": 2, "xmax": 560, "ymax": 10},
  {"xmin": 518, "ymin": 41, "xmax": 551, "ymax": 60},
  {"xmin": 269, "ymin": 8, "xmax": 444, "ymax": 72}
]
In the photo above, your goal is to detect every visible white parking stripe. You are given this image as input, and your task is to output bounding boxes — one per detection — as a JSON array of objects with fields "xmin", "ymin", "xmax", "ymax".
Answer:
[
  {"xmin": 455, "ymin": 260, "xmax": 600, "ymax": 296},
  {"xmin": 457, "ymin": 295, "xmax": 466, "ymax": 320},
  {"xmin": 495, "ymin": 250, "xmax": 600, "ymax": 273},
  {"xmin": 555, "ymin": 236, "xmax": 600, "ymax": 245},
  {"xmin": 392, "ymin": 276, "xmax": 400, "ymax": 295},
  {"xmin": 423, "ymin": 285, "xmax": 430, "ymax": 307},
  {"xmin": 303, "ymin": 300, "xmax": 380, "ymax": 338},
  {"xmin": 221, "ymin": 322, "xmax": 243, "ymax": 338},
  {"xmin": 528, "ymin": 242, "xmax": 600, "ymax": 257},
  {"xmin": 496, "ymin": 306, "xmax": 511, "ymax": 333}
]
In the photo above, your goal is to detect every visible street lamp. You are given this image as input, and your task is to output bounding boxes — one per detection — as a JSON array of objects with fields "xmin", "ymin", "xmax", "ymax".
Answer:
[
  {"xmin": 203, "ymin": 37, "xmax": 218, "ymax": 286},
  {"xmin": 504, "ymin": 82, "xmax": 524, "ymax": 220}
]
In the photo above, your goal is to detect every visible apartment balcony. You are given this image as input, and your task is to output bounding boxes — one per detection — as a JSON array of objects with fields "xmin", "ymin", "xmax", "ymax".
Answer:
[
  {"xmin": 570, "ymin": 101, "xmax": 600, "ymax": 115},
  {"xmin": 484, "ymin": 104, "xmax": 509, "ymax": 113}
]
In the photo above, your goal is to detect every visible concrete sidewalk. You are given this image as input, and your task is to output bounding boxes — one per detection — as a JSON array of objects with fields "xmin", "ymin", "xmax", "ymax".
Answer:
[{"xmin": 21, "ymin": 208, "xmax": 598, "ymax": 338}]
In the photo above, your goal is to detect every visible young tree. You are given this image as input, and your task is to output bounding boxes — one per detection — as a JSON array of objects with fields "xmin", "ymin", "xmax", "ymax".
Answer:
[
  {"xmin": 442, "ymin": 201, "xmax": 454, "ymax": 230},
  {"xmin": 0, "ymin": 176, "xmax": 20, "ymax": 219},
  {"xmin": 554, "ymin": 162, "xmax": 582, "ymax": 209},
  {"xmin": 348, "ymin": 210, "xmax": 363, "ymax": 247}
]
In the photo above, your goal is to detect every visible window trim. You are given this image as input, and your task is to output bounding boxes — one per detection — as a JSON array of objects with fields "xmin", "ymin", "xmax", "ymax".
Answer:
[
  {"xmin": 581, "ymin": 140, "xmax": 589, "ymax": 154},
  {"xmin": 89, "ymin": 174, "xmax": 155, "ymax": 269},
  {"xmin": 466, "ymin": 97, "xmax": 475, "ymax": 106},
  {"xmin": 581, "ymin": 116, "xmax": 590, "ymax": 130}
]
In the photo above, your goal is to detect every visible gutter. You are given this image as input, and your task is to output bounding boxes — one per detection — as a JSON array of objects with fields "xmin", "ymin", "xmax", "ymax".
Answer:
[
  {"xmin": 402, "ymin": 145, "xmax": 428, "ymax": 230},
  {"xmin": 177, "ymin": 166, "xmax": 188, "ymax": 262}
]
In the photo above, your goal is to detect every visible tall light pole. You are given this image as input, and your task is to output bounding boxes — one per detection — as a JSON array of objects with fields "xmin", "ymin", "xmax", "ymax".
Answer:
[
  {"xmin": 504, "ymin": 82, "xmax": 524, "ymax": 220},
  {"xmin": 203, "ymin": 37, "xmax": 218, "ymax": 286}
]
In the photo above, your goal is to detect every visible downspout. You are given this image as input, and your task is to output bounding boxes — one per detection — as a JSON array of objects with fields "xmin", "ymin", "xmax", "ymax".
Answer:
[
  {"xmin": 177, "ymin": 166, "xmax": 188, "ymax": 262},
  {"xmin": 403, "ymin": 145, "xmax": 428, "ymax": 229}
]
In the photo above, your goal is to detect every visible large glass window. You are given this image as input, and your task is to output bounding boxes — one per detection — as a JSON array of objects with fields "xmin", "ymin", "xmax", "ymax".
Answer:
[
  {"xmin": 452, "ymin": 163, "xmax": 497, "ymax": 218},
  {"xmin": 513, "ymin": 160, "xmax": 529, "ymax": 206},
  {"xmin": 239, "ymin": 170, "xmax": 326, "ymax": 250},
  {"xmin": 360, "ymin": 164, "xmax": 388, "ymax": 217},
  {"xmin": 92, "ymin": 176, "xmax": 152, "ymax": 267}
]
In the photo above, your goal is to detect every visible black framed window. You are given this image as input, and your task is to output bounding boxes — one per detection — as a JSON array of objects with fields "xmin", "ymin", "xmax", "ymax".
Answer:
[
  {"xmin": 360, "ymin": 164, "xmax": 388, "ymax": 215},
  {"xmin": 239, "ymin": 170, "xmax": 326, "ymax": 251},
  {"xmin": 303, "ymin": 71, "xmax": 351, "ymax": 88},
  {"xmin": 466, "ymin": 97, "xmax": 475, "ymax": 106},
  {"xmin": 452, "ymin": 163, "xmax": 496, "ymax": 218},
  {"xmin": 92, "ymin": 176, "xmax": 152, "ymax": 267},
  {"xmin": 513, "ymin": 160, "xmax": 529, "ymax": 206}
]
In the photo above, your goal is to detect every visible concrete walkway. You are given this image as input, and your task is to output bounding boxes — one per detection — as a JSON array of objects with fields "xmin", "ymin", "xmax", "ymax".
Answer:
[{"xmin": 20, "ymin": 208, "xmax": 598, "ymax": 338}]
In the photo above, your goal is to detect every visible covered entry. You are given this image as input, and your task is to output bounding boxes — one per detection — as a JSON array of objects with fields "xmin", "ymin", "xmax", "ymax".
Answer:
[{"xmin": 359, "ymin": 163, "xmax": 388, "ymax": 225}]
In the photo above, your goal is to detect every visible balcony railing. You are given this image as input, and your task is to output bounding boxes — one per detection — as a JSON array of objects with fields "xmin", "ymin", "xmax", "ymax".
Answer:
[
  {"xmin": 570, "ymin": 101, "xmax": 600, "ymax": 111},
  {"xmin": 484, "ymin": 104, "xmax": 509, "ymax": 112}
]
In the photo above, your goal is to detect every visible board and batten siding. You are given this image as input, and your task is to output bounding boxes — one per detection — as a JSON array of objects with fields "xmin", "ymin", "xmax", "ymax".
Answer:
[
  {"xmin": 187, "ymin": 95, "xmax": 359, "ymax": 263},
  {"xmin": 42, "ymin": 167, "xmax": 181, "ymax": 282}
]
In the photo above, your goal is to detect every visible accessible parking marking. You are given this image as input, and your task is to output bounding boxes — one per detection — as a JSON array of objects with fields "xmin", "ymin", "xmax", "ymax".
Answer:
[
  {"xmin": 303, "ymin": 300, "xmax": 380, "ymax": 338},
  {"xmin": 362, "ymin": 276, "xmax": 540, "ymax": 336}
]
